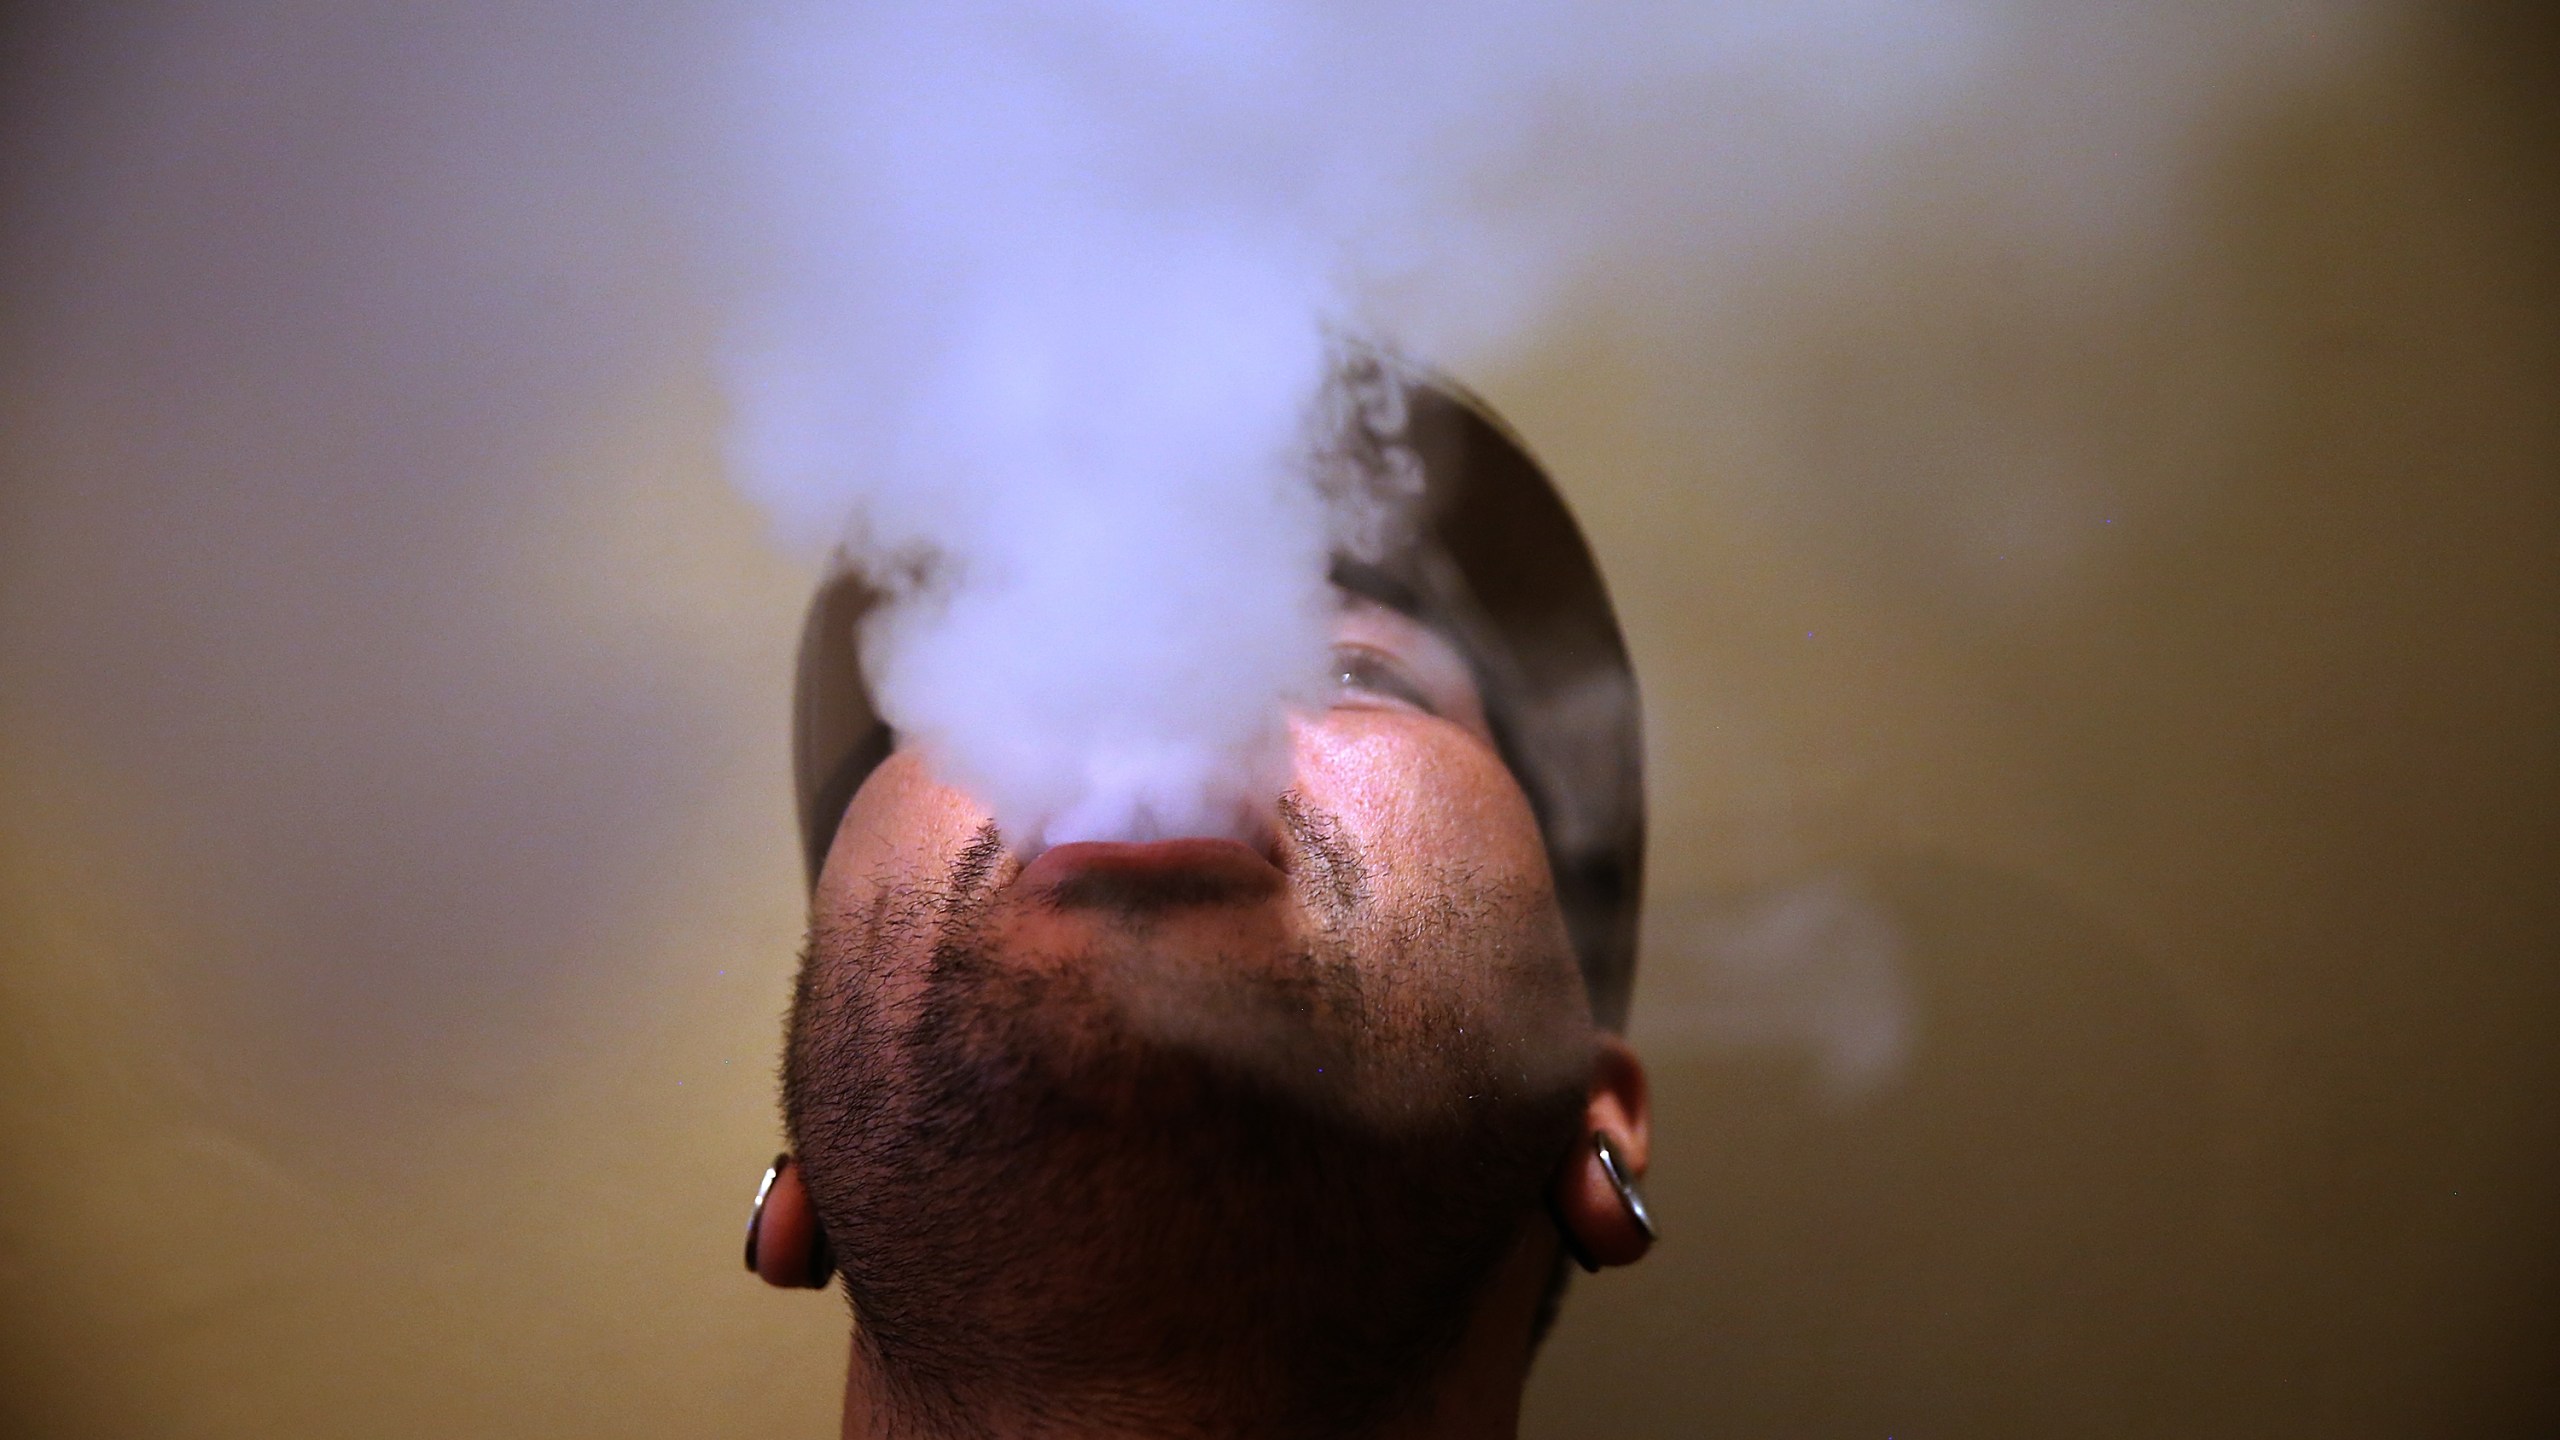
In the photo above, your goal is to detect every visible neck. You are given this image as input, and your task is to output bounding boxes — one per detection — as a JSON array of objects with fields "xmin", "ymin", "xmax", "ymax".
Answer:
[{"xmin": 836, "ymin": 1226, "xmax": 1557, "ymax": 1440}]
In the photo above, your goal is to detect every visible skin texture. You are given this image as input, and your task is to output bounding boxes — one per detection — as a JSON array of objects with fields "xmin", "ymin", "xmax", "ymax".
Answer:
[{"xmin": 776, "ymin": 600, "xmax": 1651, "ymax": 1440}]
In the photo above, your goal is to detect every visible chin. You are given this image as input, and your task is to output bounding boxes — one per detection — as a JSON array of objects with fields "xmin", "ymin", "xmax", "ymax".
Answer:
[
  {"xmin": 781, "ymin": 797, "xmax": 1597, "ymax": 1433},
  {"xmin": 793, "ymin": 912, "xmax": 1589, "ymax": 1435}
]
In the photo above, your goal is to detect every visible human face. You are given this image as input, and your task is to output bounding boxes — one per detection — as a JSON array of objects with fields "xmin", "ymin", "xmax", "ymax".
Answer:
[
  {"xmin": 781, "ymin": 590, "xmax": 1595, "ymax": 1427},
  {"xmin": 800, "ymin": 592, "xmax": 1589, "ymax": 1099}
]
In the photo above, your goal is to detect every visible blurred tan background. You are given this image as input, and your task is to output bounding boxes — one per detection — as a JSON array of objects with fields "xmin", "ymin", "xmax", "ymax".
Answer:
[{"xmin": 3, "ymin": 2, "xmax": 2553, "ymax": 1436}]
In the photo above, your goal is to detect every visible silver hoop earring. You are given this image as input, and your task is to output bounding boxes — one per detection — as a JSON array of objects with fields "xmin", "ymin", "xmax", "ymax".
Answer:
[
  {"xmin": 744, "ymin": 1152, "xmax": 787, "ymax": 1273},
  {"xmin": 1593, "ymin": 1133, "xmax": 1657, "ymax": 1243}
]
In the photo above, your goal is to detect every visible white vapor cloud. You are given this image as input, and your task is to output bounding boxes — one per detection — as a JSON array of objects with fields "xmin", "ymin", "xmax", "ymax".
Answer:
[{"xmin": 713, "ymin": 0, "xmax": 2381, "ymax": 847}]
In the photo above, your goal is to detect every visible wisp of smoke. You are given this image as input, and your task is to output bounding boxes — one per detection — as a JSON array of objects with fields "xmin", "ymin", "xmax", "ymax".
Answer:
[
  {"xmin": 720, "ymin": 0, "xmax": 1563, "ymax": 848},
  {"xmin": 715, "ymin": 0, "xmax": 2381, "ymax": 850},
  {"xmin": 723, "ymin": 3, "xmax": 1376, "ymax": 848},
  {"xmin": 728, "ymin": 225, "xmax": 1342, "ymax": 847}
]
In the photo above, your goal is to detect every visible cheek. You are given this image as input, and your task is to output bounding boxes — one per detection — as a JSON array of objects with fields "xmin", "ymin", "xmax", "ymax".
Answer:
[
  {"xmin": 1290, "ymin": 713, "xmax": 1592, "ymax": 1073},
  {"xmin": 812, "ymin": 750, "xmax": 992, "ymax": 965},
  {"xmin": 1289, "ymin": 713, "xmax": 1562, "ymax": 927}
]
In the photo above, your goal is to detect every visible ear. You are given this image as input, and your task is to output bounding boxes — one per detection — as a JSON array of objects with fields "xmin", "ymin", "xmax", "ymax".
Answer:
[
  {"xmin": 744, "ymin": 1153, "xmax": 834, "ymax": 1289},
  {"xmin": 1549, "ymin": 1034, "xmax": 1656, "ymax": 1270}
]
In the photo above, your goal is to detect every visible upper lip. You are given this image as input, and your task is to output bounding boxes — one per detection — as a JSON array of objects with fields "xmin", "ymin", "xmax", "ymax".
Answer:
[{"xmin": 1011, "ymin": 834, "xmax": 1286, "ymax": 900}]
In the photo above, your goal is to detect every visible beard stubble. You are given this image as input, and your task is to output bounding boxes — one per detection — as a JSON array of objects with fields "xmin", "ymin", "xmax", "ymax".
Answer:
[{"xmin": 784, "ymin": 809, "xmax": 1590, "ymax": 1440}]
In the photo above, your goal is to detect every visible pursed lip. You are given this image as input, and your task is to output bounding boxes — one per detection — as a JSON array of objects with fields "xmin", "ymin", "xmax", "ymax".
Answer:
[{"xmin": 1012, "ymin": 836, "xmax": 1285, "ymax": 903}]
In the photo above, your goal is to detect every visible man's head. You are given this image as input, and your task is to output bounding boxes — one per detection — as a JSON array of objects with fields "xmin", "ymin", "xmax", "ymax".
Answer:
[{"xmin": 766, "ymin": 360, "xmax": 1651, "ymax": 1438}]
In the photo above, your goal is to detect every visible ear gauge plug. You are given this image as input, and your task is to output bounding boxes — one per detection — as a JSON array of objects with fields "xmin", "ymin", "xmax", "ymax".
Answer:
[
  {"xmin": 745, "ymin": 1152, "xmax": 787, "ymax": 1274},
  {"xmin": 746, "ymin": 1152, "xmax": 839, "ymax": 1288},
  {"xmin": 1593, "ymin": 1132, "xmax": 1656, "ymax": 1242},
  {"xmin": 1552, "ymin": 1131, "xmax": 1657, "ymax": 1272}
]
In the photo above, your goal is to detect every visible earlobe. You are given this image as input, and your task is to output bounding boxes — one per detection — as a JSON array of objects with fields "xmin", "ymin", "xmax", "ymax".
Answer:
[
  {"xmin": 1549, "ymin": 1037, "xmax": 1656, "ymax": 1271},
  {"xmin": 744, "ymin": 1152, "xmax": 835, "ymax": 1289}
]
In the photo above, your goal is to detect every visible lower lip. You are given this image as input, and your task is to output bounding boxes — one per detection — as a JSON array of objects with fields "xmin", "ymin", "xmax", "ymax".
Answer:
[{"xmin": 1014, "ymin": 837, "xmax": 1284, "ymax": 894}]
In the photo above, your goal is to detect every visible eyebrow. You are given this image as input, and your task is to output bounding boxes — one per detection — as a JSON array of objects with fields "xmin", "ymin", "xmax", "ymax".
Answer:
[{"xmin": 1326, "ymin": 557, "xmax": 1427, "ymax": 618}]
